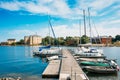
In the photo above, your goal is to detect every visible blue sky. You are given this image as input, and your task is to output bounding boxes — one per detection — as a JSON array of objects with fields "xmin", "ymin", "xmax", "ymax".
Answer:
[{"xmin": 0, "ymin": 0, "xmax": 120, "ymax": 42}]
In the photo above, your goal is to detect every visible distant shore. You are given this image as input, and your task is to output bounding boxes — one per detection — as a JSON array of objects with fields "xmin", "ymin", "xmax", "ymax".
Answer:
[{"xmin": 0, "ymin": 44, "xmax": 120, "ymax": 47}]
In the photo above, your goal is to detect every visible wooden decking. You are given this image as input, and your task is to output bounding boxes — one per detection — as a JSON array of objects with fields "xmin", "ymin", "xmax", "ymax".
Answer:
[
  {"xmin": 42, "ymin": 49, "xmax": 89, "ymax": 80},
  {"xmin": 42, "ymin": 60, "xmax": 61, "ymax": 78},
  {"xmin": 59, "ymin": 49, "xmax": 89, "ymax": 80}
]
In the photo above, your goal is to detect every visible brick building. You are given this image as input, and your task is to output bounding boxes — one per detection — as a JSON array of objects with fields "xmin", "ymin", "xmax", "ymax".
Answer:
[{"xmin": 92, "ymin": 36, "xmax": 112, "ymax": 44}]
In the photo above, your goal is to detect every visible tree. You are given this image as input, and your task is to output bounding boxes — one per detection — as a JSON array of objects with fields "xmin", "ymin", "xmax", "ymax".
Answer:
[
  {"xmin": 57, "ymin": 37, "xmax": 65, "ymax": 46},
  {"xmin": 65, "ymin": 36, "xmax": 78, "ymax": 46},
  {"xmin": 42, "ymin": 36, "xmax": 56, "ymax": 46},
  {"xmin": 115, "ymin": 35, "xmax": 120, "ymax": 41},
  {"xmin": 81, "ymin": 35, "xmax": 89, "ymax": 44},
  {"xmin": 19, "ymin": 39, "xmax": 24, "ymax": 44},
  {"xmin": 11, "ymin": 42, "xmax": 16, "ymax": 46},
  {"xmin": 16, "ymin": 39, "xmax": 24, "ymax": 45}
]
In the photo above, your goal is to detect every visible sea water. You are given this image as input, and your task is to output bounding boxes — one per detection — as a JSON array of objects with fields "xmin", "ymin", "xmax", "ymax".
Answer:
[
  {"xmin": 0, "ymin": 46, "xmax": 48, "ymax": 80},
  {"xmin": 0, "ymin": 46, "xmax": 120, "ymax": 80}
]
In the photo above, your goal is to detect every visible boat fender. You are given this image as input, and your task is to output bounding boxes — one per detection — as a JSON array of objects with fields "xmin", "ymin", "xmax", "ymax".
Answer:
[{"xmin": 117, "ymin": 66, "xmax": 120, "ymax": 71}]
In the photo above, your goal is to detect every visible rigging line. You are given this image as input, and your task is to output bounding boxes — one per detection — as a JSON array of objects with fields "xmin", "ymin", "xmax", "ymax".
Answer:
[
  {"xmin": 91, "ymin": 28, "xmax": 98, "ymax": 45},
  {"xmin": 47, "ymin": 13, "xmax": 51, "ymax": 45},
  {"xmin": 88, "ymin": 8, "xmax": 100, "ymax": 47},
  {"xmin": 92, "ymin": 20, "xmax": 102, "ymax": 44},
  {"xmin": 48, "ymin": 15, "xmax": 59, "ymax": 47},
  {"xmin": 48, "ymin": 15, "xmax": 56, "ymax": 39}
]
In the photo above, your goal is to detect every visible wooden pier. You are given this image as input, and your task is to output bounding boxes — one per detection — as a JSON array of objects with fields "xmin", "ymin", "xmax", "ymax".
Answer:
[
  {"xmin": 42, "ymin": 49, "xmax": 89, "ymax": 80},
  {"xmin": 59, "ymin": 49, "xmax": 89, "ymax": 80},
  {"xmin": 42, "ymin": 59, "xmax": 61, "ymax": 78}
]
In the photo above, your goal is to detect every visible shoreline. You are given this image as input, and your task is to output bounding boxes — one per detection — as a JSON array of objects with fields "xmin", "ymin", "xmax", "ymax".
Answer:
[{"xmin": 0, "ymin": 44, "xmax": 120, "ymax": 47}]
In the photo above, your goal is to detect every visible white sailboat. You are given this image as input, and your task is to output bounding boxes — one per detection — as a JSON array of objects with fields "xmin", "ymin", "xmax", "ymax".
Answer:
[
  {"xmin": 33, "ymin": 15, "xmax": 61, "ymax": 57},
  {"xmin": 74, "ymin": 9, "xmax": 104, "ymax": 58}
]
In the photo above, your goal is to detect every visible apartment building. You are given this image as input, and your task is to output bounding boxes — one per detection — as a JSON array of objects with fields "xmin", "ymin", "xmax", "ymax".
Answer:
[{"xmin": 24, "ymin": 35, "xmax": 42, "ymax": 45}]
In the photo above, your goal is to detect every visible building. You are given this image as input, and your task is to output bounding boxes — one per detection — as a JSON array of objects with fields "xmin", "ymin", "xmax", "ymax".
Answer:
[
  {"xmin": 0, "ymin": 42, "xmax": 8, "ymax": 45},
  {"xmin": 24, "ymin": 35, "xmax": 42, "ymax": 45},
  {"xmin": 92, "ymin": 36, "xmax": 112, "ymax": 44},
  {"xmin": 7, "ymin": 39, "xmax": 16, "ymax": 45},
  {"xmin": 101, "ymin": 36, "xmax": 112, "ymax": 44}
]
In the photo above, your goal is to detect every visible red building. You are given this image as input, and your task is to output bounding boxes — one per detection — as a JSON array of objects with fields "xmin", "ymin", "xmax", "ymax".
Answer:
[
  {"xmin": 101, "ymin": 36, "xmax": 112, "ymax": 44},
  {"xmin": 92, "ymin": 36, "xmax": 112, "ymax": 44}
]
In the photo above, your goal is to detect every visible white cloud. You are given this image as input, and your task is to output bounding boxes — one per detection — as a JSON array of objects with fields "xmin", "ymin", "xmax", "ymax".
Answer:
[
  {"xmin": 0, "ymin": 0, "xmax": 120, "ymax": 42},
  {"xmin": 109, "ymin": 20, "xmax": 120, "ymax": 24},
  {"xmin": 94, "ymin": 27, "xmax": 120, "ymax": 37},
  {"xmin": 8, "ymin": 29, "xmax": 35, "ymax": 36},
  {"xmin": 0, "ymin": 0, "xmax": 72, "ymax": 18},
  {"xmin": 0, "ymin": 0, "xmax": 119, "ymax": 19},
  {"xmin": 38, "ymin": 22, "xmax": 120, "ymax": 38},
  {"xmin": 1, "ymin": 22, "xmax": 119, "ymax": 42},
  {"xmin": 36, "ymin": 24, "xmax": 81, "ymax": 38},
  {"xmin": 0, "ymin": 1, "xmax": 20, "ymax": 11},
  {"xmin": 90, "ymin": 0, "xmax": 114, "ymax": 10}
]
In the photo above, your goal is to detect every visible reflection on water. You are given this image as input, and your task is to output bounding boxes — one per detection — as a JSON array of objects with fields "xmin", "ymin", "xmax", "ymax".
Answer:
[
  {"xmin": 0, "ymin": 46, "xmax": 48, "ymax": 79},
  {"xmin": 87, "ymin": 72, "xmax": 119, "ymax": 80}
]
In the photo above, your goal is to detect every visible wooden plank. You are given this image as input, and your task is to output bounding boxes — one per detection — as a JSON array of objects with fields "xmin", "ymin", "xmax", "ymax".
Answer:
[
  {"xmin": 42, "ymin": 60, "xmax": 60, "ymax": 78},
  {"xmin": 59, "ymin": 49, "xmax": 89, "ymax": 80}
]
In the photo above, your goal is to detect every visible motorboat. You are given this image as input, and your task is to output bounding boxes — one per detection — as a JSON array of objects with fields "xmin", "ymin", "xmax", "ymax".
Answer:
[
  {"xmin": 74, "ymin": 46, "xmax": 105, "ymax": 58},
  {"xmin": 80, "ymin": 61, "xmax": 110, "ymax": 67},
  {"xmin": 84, "ymin": 66, "xmax": 118, "ymax": 74}
]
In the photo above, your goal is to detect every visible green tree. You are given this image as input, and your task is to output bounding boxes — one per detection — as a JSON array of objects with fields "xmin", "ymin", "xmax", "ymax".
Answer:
[
  {"xmin": 11, "ymin": 42, "xmax": 16, "ymax": 46},
  {"xmin": 81, "ymin": 35, "xmax": 90, "ymax": 44},
  {"xmin": 115, "ymin": 35, "xmax": 120, "ymax": 41},
  {"xmin": 42, "ymin": 36, "xmax": 55, "ymax": 46},
  {"xmin": 58, "ymin": 37, "xmax": 65, "ymax": 45},
  {"xmin": 65, "ymin": 36, "xmax": 78, "ymax": 46},
  {"xmin": 19, "ymin": 39, "xmax": 24, "ymax": 44},
  {"xmin": 16, "ymin": 39, "xmax": 24, "ymax": 45}
]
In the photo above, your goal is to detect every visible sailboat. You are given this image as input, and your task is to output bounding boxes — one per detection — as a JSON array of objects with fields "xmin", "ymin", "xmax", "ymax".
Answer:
[
  {"xmin": 33, "ymin": 15, "xmax": 61, "ymax": 57},
  {"xmin": 74, "ymin": 9, "xmax": 105, "ymax": 58}
]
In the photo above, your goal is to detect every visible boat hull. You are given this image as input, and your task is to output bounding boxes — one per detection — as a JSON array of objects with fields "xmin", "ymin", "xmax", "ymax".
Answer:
[
  {"xmin": 85, "ymin": 66, "xmax": 117, "ymax": 74},
  {"xmin": 80, "ymin": 61, "xmax": 110, "ymax": 67}
]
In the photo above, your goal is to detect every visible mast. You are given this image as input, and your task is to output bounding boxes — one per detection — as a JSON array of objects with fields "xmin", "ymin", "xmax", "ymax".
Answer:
[
  {"xmin": 88, "ymin": 8, "xmax": 92, "ymax": 44},
  {"xmin": 48, "ymin": 16, "xmax": 59, "ymax": 47},
  {"xmin": 79, "ymin": 20, "xmax": 82, "ymax": 44},
  {"xmin": 83, "ymin": 10, "xmax": 86, "ymax": 36},
  {"xmin": 48, "ymin": 15, "xmax": 51, "ymax": 45}
]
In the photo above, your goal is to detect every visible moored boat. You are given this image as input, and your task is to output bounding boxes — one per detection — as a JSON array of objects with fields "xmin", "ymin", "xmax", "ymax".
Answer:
[
  {"xmin": 84, "ymin": 66, "xmax": 118, "ymax": 74},
  {"xmin": 74, "ymin": 46, "xmax": 105, "ymax": 58},
  {"xmin": 80, "ymin": 61, "xmax": 110, "ymax": 67},
  {"xmin": 47, "ymin": 55, "xmax": 59, "ymax": 61}
]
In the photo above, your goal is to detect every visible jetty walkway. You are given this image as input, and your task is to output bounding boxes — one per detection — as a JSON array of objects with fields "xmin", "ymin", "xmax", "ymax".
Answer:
[
  {"xmin": 59, "ymin": 49, "xmax": 89, "ymax": 80},
  {"xmin": 42, "ymin": 59, "xmax": 61, "ymax": 78},
  {"xmin": 42, "ymin": 49, "xmax": 89, "ymax": 80}
]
